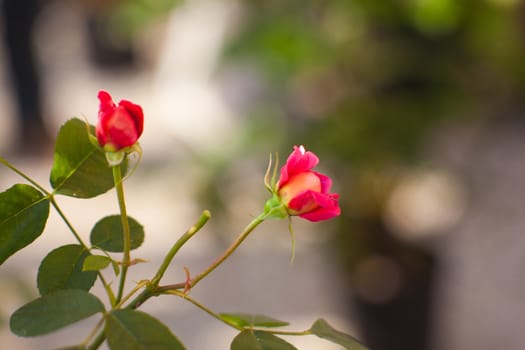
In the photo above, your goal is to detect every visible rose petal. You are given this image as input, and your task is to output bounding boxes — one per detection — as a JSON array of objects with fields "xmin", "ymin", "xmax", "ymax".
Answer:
[
  {"xmin": 119, "ymin": 100, "xmax": 144, "ymax": 137},
  {"xmin": 298, "ymin": 193, "xmax": 340, "ymax": 222},
  {"xmin": 278, "ymin": 145, "xmax": 319, "ymax": 188},
  {"xmin": 314, "ymin": 172, "xmax": 332, "ymax": 193},
  {"xmin": 278, "ymin": 172, "xmax": 322, "ymax": 205},
  {"xmin": 287, "ymin": 190, "xmax": 321, "ymax": 215},
  {"xmin": 106, "ymin": 107, "xmax": 140, "ymax": 149},
  {"xmin": 98, "ymin": 90, "xmax": 116, "ymax": 117}
]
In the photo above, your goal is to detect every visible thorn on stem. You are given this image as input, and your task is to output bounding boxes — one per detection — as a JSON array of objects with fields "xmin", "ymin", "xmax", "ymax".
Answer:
[{"xmin": 183, "ymin": 266, "xmax": 191, "ymax": 294}]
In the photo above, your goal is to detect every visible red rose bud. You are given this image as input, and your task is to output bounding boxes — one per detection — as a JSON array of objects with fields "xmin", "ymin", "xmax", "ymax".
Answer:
[
  {"xmin": 96, "ymin": 90, "xmax": 144, "ymax": 152},
  {"xmin": 277, "ymin": 145, "xmax": 340, "ymax": 222}
]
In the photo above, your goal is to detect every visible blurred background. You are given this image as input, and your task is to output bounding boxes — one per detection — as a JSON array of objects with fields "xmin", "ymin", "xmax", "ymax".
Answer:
[{"xmin": 1, "ymin": 0, "xmax": 525, "ymax": 349}]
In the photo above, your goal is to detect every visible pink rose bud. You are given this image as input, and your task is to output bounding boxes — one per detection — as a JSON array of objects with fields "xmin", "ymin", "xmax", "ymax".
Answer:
[
  {"xmin": 96, "ymin": 90, "xmax": 144, "ymax": 152},
  {"xmin": 277, "ymin": 145, "xmax": 340, "ymax": 222}
]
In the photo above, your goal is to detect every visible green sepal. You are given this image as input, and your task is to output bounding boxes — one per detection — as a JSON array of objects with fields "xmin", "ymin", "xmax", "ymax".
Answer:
[
  {"xmin": 264, "ymin": 152, "xmax": 280, "ymax": 193},
  {"xmin": 105, "ymin": 151, "xmax": 126, "ymax": 167},
  {"xmin": 263, "ymin": 193, "xmax": 288, "ymax": 220}
]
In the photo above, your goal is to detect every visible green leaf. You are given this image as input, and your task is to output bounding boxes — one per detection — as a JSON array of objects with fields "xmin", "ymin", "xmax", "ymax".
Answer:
[
  {"xmin": 105, "ymin": 309, "xmax": 186, "ymax": 350},
  {"xmin": 10, "ymin": 289, "xmax": 104, "ymax": 337},
  {"xmin": 111, "ymin": 260, "xmax": 120, "ymax": 276},
  {"xmin": 310, "ymin": 319, "xmax": 368, "ymax": 350},
  {"xmin": 50, "ymin": 118, "xmax": 127, "ymax": 198},
  {"xmin": 82, "ymin": 255, "xmax": 112, "ymax": 272},
  {"xmin": 231, "ymin": 330, "xmax": 297, "ymax": 350},
  {"xmin": 37, "ymin": 244, "xmax": 97, "ymax": 295},
  {"xmin": 220, "ymin": 313, "xmax": 289, "ymax": 328},
  {"xmin": 90, "ymin": 215, "xmax": 144, "ymax": 252},
  {"xmin": 0, "ymin": 184, "xmax": 49, "ymax": 265}
]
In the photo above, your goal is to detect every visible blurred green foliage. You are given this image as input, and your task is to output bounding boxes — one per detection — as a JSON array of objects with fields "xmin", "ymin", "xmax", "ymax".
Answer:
[
  {"xmin": 219, "ymin": 3, "xmax": 525, "ymax": 346},
  {"xmin": 103, "ymin": 0, "xmax": 182, "ymax": 37},
  {"xmin": 217, "ymin": 0, "xmax": 525, "ymax": 274},
  {"xmin": 224, "ymin": 0, "xmax": 525, "ymax": 166}
]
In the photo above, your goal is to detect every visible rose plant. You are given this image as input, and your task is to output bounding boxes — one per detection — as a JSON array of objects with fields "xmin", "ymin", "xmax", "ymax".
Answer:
[{"xmin": 0, "ymin": 91, "xmax": 367, "ymax": 350}]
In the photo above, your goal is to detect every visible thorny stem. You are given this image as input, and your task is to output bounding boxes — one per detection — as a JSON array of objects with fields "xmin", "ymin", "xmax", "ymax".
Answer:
[
  {"xmin": 92, "ymin": 282, "xmax": 151, "ymax": 349},
  {"xmin": 87, "ymin": 210, "xmax": 211, "ymax": 349},
  {"xmin": 86, "ymin": 210, "xmax": 268, "ymax": 350},
  {"xmin": 127, "ymin": 212, "xmax": 267, "ymax": 308},
  {"xmin": 87, "ymin": 330, "xmax": 105, "ymax": 350},
  {"xmin": 112, "ymin": 165, "xmax": 132, "ymax": 304},
  {"xmin": 82, "ymin": 317, "xmax": 105, "ymax": 348},
  {"xmin": 150, "ymin": 210, "xmax": 211, "ymax": 287},
  {"xmin": 189, "ymin": 212, "xmax": 266, "ymax": 288}
]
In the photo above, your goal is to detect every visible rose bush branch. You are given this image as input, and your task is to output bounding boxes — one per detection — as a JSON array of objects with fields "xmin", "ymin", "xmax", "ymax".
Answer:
[
  {"xmin": 0, "ymin": 90, "xmax": 368, "ymax": 350},
  {"xmin": 112, "ymin": 165, "xmax": 132, "ymax": 303},
  {"xmin": 150, "ymin": 210, "xmax": 211, "ymax": 288},
  {"xmin": 188, "ymin": 212, "xmax": 266, "ymax": 289}
]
